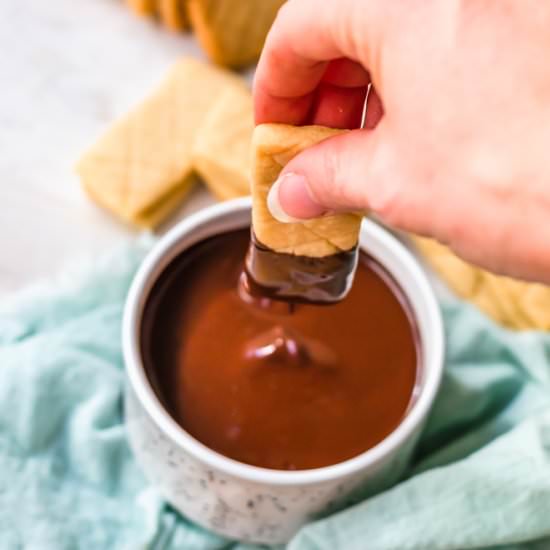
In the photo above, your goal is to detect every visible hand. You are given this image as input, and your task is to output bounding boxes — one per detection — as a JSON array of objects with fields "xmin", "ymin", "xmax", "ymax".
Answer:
[{"xmin": 254, "ymin": 0, "xmax": 550, "ymax": 283}]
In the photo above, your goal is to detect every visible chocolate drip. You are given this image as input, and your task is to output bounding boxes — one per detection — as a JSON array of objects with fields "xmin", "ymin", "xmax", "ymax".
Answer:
[
  {"xmin": 243, "ymin": 232, "xmax": 359, "ymax": 305},
  {"xmin": 141, "ymin": 229, "xmax": 419, "ymax": 470}
]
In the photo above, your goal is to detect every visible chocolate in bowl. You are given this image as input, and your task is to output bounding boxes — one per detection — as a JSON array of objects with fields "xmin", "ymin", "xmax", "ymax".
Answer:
[
  {"xmin": 123, "ymin": 197, "xmax": 444, "ymax": 544},
  {"xmin": 140, "ymin": 227, "xmax": 419, "ymax": 471}
]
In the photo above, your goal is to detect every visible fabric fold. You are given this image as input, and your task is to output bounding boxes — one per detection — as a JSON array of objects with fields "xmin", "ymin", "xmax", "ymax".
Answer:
[{"xmin": 2, "ymin": 242, "xmax": 550, "ymax": 549}]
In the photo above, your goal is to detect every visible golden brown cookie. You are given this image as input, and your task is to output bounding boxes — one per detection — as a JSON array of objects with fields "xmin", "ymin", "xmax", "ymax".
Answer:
[
  {"xmin": 192, "ymin": 85, "xmax": 253, "ymax": 200},
  {"xmin": 77, "ymin": 58, "xmax": 246, "ymax": 228},
  {"xmin": 126, "ymin": 0, "xmax": 157, "ymax": 17},
  {"xmin": 414, "ymin": 238, "xmax": 481, "ymax": 297},
  {"xmin": 251, "ymin": 124, "xmax": 363, "ymax": 257},
  {"xmin": 415, "ymin": 237, "xmax": 550, "ymax": 330},
  {"xmin": 188, "ymin": 0, "xmax": 285, "ymax": 68},
  {"xmin": 132, "ymin": 177, "xmax": 197, "ymax": 228},
  {"xmin": 158, "ymin": 0, "xmax": 190, "ymax": 31}
]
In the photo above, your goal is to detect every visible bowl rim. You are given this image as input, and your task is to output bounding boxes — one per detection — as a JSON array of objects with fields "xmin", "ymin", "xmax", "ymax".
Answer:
[{"xmin": 123, "ymin": 197, "xmax": 444, "ymax": 486}]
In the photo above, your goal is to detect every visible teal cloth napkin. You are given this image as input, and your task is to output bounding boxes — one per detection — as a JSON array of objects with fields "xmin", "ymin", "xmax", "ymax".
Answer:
[{"xmin": 2, "ymin": 242, "xmax": 550, "ymax": 550}]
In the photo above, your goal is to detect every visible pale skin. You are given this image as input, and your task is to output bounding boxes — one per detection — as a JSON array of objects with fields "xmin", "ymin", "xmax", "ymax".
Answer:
[{"xmin": 254, "ymin": 0, "xmax": 550, "ymax": 283}]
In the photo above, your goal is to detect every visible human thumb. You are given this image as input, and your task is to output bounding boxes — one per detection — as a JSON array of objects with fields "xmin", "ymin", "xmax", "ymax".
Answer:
[{"xmin": 267, "ymin": 127, "xmax": 403, "ymax": 224}]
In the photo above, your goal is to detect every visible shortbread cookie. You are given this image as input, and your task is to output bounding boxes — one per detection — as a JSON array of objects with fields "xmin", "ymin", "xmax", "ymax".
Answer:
[
  {"xmin": 188, "ymin": 0, "xmax": 285, "ymax": 68},
  {"xmin": 77, "ymin": 58, "xmax": 245, "ymax": 228},
  {"xmin": 415, "ymin": 237, "xmax": 550, "ymax": 330},
  {"xmin": 127, "ymin": 177, "xmax": 196, "ymax": 228},
  {"xmin": 251, "ymin": 124, "xmax": 363, "ymax": 257},
  {"xmin": 127, "ymin": 0, "xmax": 157, "ymax": 17},
  {"xmin": 192, "ymin": 85, "xmax": 252, "ymax": 200},
  {"xmin": 158, "ymin": 0, "xmax": 190, "ymax": 31}
]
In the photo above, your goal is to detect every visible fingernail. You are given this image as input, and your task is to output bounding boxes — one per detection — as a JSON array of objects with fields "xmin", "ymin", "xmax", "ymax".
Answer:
[{"xmin": 267, "ymin": 172, "xmax": 326, "ymax": 223}]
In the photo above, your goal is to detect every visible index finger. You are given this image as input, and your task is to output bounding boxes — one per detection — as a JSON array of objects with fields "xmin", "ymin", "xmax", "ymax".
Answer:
[{"xmin": 253, "ymin": 0, "xmax": 371, "ymax": 125}]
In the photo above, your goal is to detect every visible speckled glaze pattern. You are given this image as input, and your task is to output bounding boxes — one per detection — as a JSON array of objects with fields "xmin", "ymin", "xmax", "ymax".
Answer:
[
  {"xmin": 122, "ymin": 200, "xmax": 444, "ymax": 545},
  {"xmin": 125, "ymin": 384, "xmax": 420, "ymax": 544}
]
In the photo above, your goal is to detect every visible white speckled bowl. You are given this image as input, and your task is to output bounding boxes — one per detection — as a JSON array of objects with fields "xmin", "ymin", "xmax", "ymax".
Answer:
[{"xmin": 123, "ymin": 197, "xmax": 444, "ymax": 544}]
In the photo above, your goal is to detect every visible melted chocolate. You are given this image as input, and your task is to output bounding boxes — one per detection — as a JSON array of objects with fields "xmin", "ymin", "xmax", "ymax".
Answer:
[
  {"xmin": 243, "ymin": 232, "xmax": 358, "ymax": 304},
  {"xmin": 141, "ymin": 229, "xmax": 419, "ymax": 471}
]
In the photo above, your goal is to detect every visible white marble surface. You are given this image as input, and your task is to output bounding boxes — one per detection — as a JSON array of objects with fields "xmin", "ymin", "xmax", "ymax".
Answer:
[{"xmin": 0, "ymin": 0, "xmax": 219, "ymax": 296}]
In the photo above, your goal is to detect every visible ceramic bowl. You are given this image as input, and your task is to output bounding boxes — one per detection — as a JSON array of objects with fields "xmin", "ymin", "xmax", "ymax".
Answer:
[{"xmin": 123, "ymin": 197, "xmax": 444, "ymax": 544}]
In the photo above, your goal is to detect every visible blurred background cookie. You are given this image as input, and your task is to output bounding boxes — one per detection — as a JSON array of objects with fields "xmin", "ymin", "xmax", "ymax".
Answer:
[
  {"xmin": 126, "ymin": 0, "xmax": 157, "ymax": 17},
  {"xmin": 188, "ymin": 0, "xmax": 285, "ymax": 68},
  {"xmin": 192, "ymin": 85, "xmax": 253, "ymax": 200},
  {"xmin": 415, "ymin": 237, "xmax": 550, "ymax": 330},
  {"xmin": 158, "ymin": 0, "xmax": 190, "ymax": 32},
  {"xmin": 125, "ymin": 0, "xmax": 285, "ymax": 68},
  {"xmin": 76, "ymin": 58, "xmax": 246, "ymax": 228}
]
